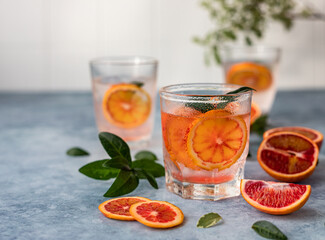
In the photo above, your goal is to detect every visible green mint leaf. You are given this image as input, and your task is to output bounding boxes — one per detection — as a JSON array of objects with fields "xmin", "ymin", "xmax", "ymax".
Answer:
[
  {"xmin": 185, "ymin": 87, "xmax": 255, "ymax": 113},
  {"xmin": 135, "ymin": 151, "xmax": 158, "ymax": 161},
  {"xmin": 103, "ymin": 170, "xmax": 139, "ymax": 197},
  {"xmin": 98, "ymin": 132, "xmax": 132, "ymax": 166},
  {"xmin": 79, "ymin": 160, "xmax": 119, "ymax": 180},
  {"xmin": 197, "ymin": 213, "xmax": 222, "ymax": 228},
  {"xmin": 130, "ymin": 81, "xmax": 144, "ymax": 88},
  {"xmin": 226, "ymin": 86, "xmax": 256, "ymax": 95},
  {"xmin": 132, "ymin": 160, "xmax": 165, "ymax": 179},
  {"xmin": 252, "ymin": 221, "xmax": 287, "ymax": 240},
  {"xmin": 66, "ymin": 147, "xmax": 89, "ymax": 156},
  {"xmin": 251, "ymin": 114, "xmax": 268, "ymax": 136},
  {"xmin": 136, "ymin": 169, "xmax": 158, "ymax": 189},
  {"xmin": 102, "ymin": 157, "xmax": 131, "ymax": 171}
]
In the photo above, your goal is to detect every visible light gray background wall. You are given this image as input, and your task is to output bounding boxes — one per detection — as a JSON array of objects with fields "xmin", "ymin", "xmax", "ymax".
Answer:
[{"xmin": 0, "ymin": 0, "xmax": 324, "ymax": 91}]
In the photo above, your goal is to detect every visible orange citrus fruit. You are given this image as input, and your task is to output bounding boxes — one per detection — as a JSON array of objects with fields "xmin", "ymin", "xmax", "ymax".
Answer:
[
  {"xmin": 98, "ymin": 196, "xmax": 150, "ymax": 221},
  {"xmin": 129, "ymin": 200, "xmax": 184, "ymax": 228},
  {"xmin": 241, "ymin": 179, "xmax": 311, "ymax": 215},
  {"xmin": 187, "ymin": 110, "xmax": 248, "ymax": 170},
  {"xmin": 162, "ymin": 107, "xmax": 202, "ymax": 170},
  {"xmin": 226, "ymin": 62, "xmax": 272, "ymax": 91},
  {"xmin": 250, "ymin": 102, "xmax": 261, "ymax": 124},
  {"xmin": 102, "ymin": 83, "xmax": 151, "ymax": 128},
  {"xmin": 263, "ymin": 126, "xmax": 323, "ymax": 150},
  {"xmin": 257, "ymin": 132, "xmax": 319, "ymax": 182}
]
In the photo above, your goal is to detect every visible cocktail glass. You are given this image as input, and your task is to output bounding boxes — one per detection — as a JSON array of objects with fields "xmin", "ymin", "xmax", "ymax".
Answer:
[
  {"xmin": 221, "ymin": 46, "xmax": 281, "ymax": 114},
  {"xmin": 160, "ymin": 83, "xmax": 252, "ymax": 200},
  {"xmin": 90, "ymin": 56, "xmax": 158, "ymax": 147}
]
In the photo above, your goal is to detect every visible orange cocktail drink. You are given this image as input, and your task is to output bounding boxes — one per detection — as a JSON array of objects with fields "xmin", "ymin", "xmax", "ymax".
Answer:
[
  {"xmin": 90, "ymin": 56, "xmax": 158, "ymax": 147},
  {"xmin": 221, "ymin": 47, "xmax": 280, "ymax": 114},
  {"xmin": 160, "ymin": 83, "xmax": 252, "ymax": 200}
]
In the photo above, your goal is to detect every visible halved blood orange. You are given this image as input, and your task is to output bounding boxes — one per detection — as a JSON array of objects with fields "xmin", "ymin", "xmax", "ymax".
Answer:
[
  {"xmin": 263, "ymin": 126, "xmax": 323, "ymax": 150},
  {"xmin": 241, "ymin": 179, "xmax": 311, "ymax": 215},
  {"xmin": 250, "ymin": 102, "xmax": 261, "ymax": 124},
  {"xmin": 226, "ymin": 62, "xmax": 272, "ymax": 91},
  {"xmin": 129, "ymin": 201, "xmax": 184, "ymax": 228},
  {"xmin": 98, "ymin": 196, "xmax": 150, "ymax": 221},
  {"xmin": 162, "ymin": 107, "xmax": 202, "ymax": 170},
  {"xmin": 102, "ymin": 83, "xmax": 151, "ymax": 128},
  {"xmin": 187, "ymin": 110, "xmax": 248, "ymax": 170},
  {"xmin": 257, "ymin": 132, "xmax": 319, "ymax": 182}
]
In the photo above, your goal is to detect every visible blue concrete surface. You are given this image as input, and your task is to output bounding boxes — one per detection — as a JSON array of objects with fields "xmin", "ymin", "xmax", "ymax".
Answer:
[{"xmin": 0, "ymin": 91, "xmax": 324, "ymax": 240}]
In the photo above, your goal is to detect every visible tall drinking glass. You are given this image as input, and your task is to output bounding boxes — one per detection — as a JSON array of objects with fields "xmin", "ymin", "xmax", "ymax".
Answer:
[
  {"xmin": 221, "ymin": 46, "xmax": 281, "ymax": 114},
  {"xmin": 160, "ymin": 83, "xmax": 252, "ymax": 200},
  {"xmin": 90, "ymin": 56, "xmax": 158, "ymax": 147}
]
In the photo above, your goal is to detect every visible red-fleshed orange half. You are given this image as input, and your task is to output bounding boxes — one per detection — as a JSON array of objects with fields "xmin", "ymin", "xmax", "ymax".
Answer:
[
  {"xmin": 257, "ymin": 132, "xmax": 319, "ymax": 182},
  {"xmin": 241, "ymin": 179, "xmax": 311, "ymax": 215},
  {"xmin": 263, "ymin": 126, "xmax": 323, "ymax": 150}
]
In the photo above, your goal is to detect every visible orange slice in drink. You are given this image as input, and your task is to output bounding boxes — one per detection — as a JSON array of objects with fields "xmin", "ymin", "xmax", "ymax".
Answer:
[
  {"xmin": 187, "ymin": 110, "xmax": 248, "ymax": 170},
  {"xmin": 241, "ymin": 179, "xmax": 311, "ymax": 215},
  {"xmin": 226, "ymin": 62, "xmax": 272, "ymax": 91},
  {"xmin": 263, "ymin": 126, "xmax": 323, "ymax": 150},
  {"xmin": 129, "ymin": 201, "xmax": 184, "ymax": 228},
  {"xmin": 257, "ymin": 132, "xmax": 319, "ymax": 182},
  {"xmin": 102, "ymin": 83, "xmax": 151, "ymax": 128},
  {"xmin": 98, "ymin": 196, "xmax": 151, "ymax": 221},
  {"xmin": 250, "ymin": 102, "xmax": 261, "ymax": 125},
  {"xmin": 162, "ymin": 107, "xmax": 202, "ymax": 170}
]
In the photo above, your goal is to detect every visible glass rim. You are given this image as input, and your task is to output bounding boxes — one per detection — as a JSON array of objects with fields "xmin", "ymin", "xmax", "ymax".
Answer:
[
  {"xmin": 90, "ymin": 56, "xmax": 158, "ymax": 66},
  {"xmin": 159, "ymin": 83, "xmax": 253, "ymax": 100},
  {"xmin": 220, "ymin": 45, "xmax": 281, "ymax": 54}
]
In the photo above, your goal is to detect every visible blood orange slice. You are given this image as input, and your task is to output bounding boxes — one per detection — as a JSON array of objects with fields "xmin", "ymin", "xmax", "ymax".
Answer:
[
  {"xmin": 241, "ymin": 179, "xmax": 311, "ymax": 215},
  {"xmin": 250, "ymin": 102, "xmax": 261, "ymax": 124},
  {"xmin": 226, "ymin": 62, "xmax": 272, "ymax": 91},
  {"xmin": 102, "ymin": 83, "xmax": 151, "ymax": 128},
  {"xmin": 98, "ymin": 196, "xmax": 150, "ymax": 221},
  {"xmin": 129, "ymin": 201, "xmax": 184, "ymax": 228},
  {"xmin": 257, "ymin": 132, "xmax": 319, "ymax": 182},
  {"xmin": 187, "ymin": 110, "xmax": 248, "ymax": 170},
  {"xmin": 263, "ymin": 126, "xmax": 323, "ymax": 150},
  {"xmin": 162, "ymin": 107, "xmax": 202, "ymax": 170}
]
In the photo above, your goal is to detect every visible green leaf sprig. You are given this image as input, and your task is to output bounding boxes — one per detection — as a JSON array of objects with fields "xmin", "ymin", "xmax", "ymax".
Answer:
[
  {"xmin": 185, "ymin": 86, "xmax": 255, "ymax": 113},
  {"xmin": 197, "ymin": 213, "xmax": 223, "ymax": 228},
  {"xmin": 78, "ymin": 132, "xmax": 165, "ymax": 197},
  {"xmin": 252, "ymin": 221, "xmax": 288, "ymax": 240},
  {"xmin": 67, "ymin": 147, "xmax": 89, "ymax": 156},
  {"xmin": 194, "ymin": 0, "xmax": 325, "ymax": 65}
]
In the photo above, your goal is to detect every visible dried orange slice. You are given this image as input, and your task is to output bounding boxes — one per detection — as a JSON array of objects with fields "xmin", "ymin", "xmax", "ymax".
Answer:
[
  {"xmin": 250, "ymin": 102, "xmax": 261, "ymax": 125},
  {"xmin": 257, "ymin": 132, "xmax": 319, "ymax": 182},
  {"xmin": 226, "ymin": 62, "xmax": 272, "ymax": 91},
  {"xmin": 98, "ymin": 196, "xmax": 150, "ymax": 221},
  {"xmin": 102, "ymin": 83, "xmax": 151, "ymax": 128},
  {"xmin": 187, "ymin": 110, "xmax": 248, "ymax": 170},
  {"xmin": 129, "ymin": 201, "xmax": 184, "ymax": 228},
  {"xmin": 241, "ymin": 179, "xmax": 311, "ymax": 215},
  {"xmin": 263, "ymin": 126, "xmax": 323, "ymax": 150}
]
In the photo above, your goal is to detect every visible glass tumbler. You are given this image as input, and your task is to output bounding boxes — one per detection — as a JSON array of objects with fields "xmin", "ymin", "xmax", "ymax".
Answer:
[
  {"xmin": 160, "ymin": 83, "xmax": 252, "ymax": 200},
  {"xmin": 90, "ymin": 56, "xmax": 158, "ymax": 147},
  {"xmin": 221, "ymin": 46, "xmax": 281, "ymax": 114}
]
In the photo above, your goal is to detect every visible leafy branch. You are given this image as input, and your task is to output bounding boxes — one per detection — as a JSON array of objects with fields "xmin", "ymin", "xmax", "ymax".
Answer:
[
  {"xmin": 193, "ymin": 0, "xmax": 325, "ymax": 64},
  {"xmin": 78, "ymin": 132, "xmax": 165, "ymax": 197}
]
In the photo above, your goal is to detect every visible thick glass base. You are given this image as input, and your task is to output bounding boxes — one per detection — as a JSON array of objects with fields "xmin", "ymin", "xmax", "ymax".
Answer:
[{"xmin": 165, "ymin": 168, "xmax": 244, "ymax": 201}]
